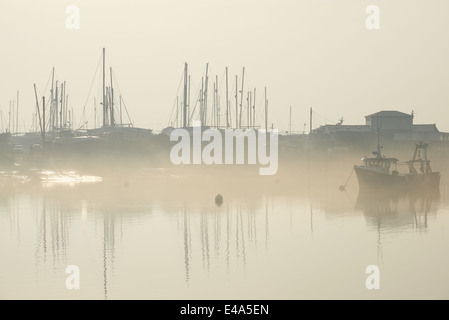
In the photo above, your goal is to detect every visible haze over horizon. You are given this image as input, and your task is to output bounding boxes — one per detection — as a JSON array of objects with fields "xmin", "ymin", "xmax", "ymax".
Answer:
[{"xmin": 1, "ymin": 0, "xmax": 449, "ymax": 133}]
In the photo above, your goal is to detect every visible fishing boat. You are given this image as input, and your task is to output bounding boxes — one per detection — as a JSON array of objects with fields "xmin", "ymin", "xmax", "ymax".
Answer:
[
  {"xmin": 354, "ymin": 142, "xmax": 440, "ymax": 191},
  {"xmin": 354, "ymin": 142, "xmax": 406, "ymax": 189}
]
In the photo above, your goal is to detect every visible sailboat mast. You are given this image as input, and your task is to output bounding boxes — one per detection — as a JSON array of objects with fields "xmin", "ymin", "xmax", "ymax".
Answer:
[
  {"xmin": 42, "ymin": 96, "xmax": 46, "ymax": 142},
  {"xmin": 204, "ymin": 63, "xmax": 209, "ymax": 126},
  {"xmin": 110, "ymin": 68, "xmax": 114, "ymax": 126},
  {"xmin": 120, "ymin": 95, "xmax": 123, "ymax": 126},
  {"xmin": 16, "ymin": 91, "xmax": 19, "ymax": 134},
  {"xmin": 102, "ymin": 48, "xmax": 106, "ymax": 127},
  {"xmin": 239, "ymin": 67, "xmax": 245, "ymax": 129},
  {"xmin": 235, "ymin": 75, "xmax": 238, "ymax": 128},
  {"xmin": 264, "ymin": 87, "xmax": 268, "ymax": 132},
  {"xmin": 226, "ymin": 67, "xmax": 229, "ymax": 128},
  {"xmin": 33, "ymin": 84, "xmax": 43, "ymax": 136},
  {"xmin": 183, "ymin": 63, "xmax": 188, "ymax": 128},
  {"xmin": 253, "ymin": 88, "xmax": 256, "ymax": 129}
]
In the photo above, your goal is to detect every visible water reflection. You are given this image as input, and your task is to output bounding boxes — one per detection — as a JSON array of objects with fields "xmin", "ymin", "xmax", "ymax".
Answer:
[
  {"xmin": 0, "ymin": 169, "xmax": 447, "ymax": 299},
  {"xmin": 356, "ymin": 189, "xmax": 439, "ymax": 230}
]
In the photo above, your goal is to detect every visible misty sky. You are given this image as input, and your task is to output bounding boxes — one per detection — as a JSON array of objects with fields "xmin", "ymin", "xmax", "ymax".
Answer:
[{"xmin": 1, "ymin": 0, "xmax": 449, "ymax": 133}]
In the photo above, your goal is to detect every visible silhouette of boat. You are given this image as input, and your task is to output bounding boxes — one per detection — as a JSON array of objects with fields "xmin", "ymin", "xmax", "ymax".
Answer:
[{"xmin": 354, "ymin": 142, "xmax": 440, "ymax": 191}]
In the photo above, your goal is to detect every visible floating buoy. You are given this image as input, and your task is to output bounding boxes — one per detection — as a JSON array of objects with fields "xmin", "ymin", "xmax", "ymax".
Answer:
[{"xmin": 215, "ymin": 194, "xmax": 223, "ymax": 206}]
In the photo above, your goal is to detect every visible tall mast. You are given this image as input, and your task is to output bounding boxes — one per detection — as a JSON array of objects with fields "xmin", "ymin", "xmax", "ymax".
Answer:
[
  {"xmin": 60, "ymin": 82, "xmax": 64, "ymax": 129},
  {"xmin": 309, "ymin": 107, "xmax": 312, "ymax": 135},
  {"xmin": 204, "ymin": 63, "xmax": 209, "ymax": 126},
  {"xmin": 50, "ymin": 68, "xmax": 54, "ymax": 131},
  {"xmin": 8, "ymin": 101, "xmax": 11, "ymax": 133},
  {"xmin": 239, "ymin": 67, "xmax": 245, "ymax": 129},
  {"xmin": 226, "ymin": 67, "xmax": 229, "ymax": 128},
  {"xmin": 110, "ymin": 68, "xmax": 114, "ymax": 126},
  {"xmin": 55, "ymin": 81, "xmax": 59, "ymax": 130},
  {"xmin": 16, "ymin": 91, "xmax": 19, "ymax": 134},
  {"xmin": 33, "ymin": 84, "xmax": 43, "ymax": 136},
  {"xmin": 120, "ymin": 95, "xmax": 123, "ymax": 126},
  {"xmin": 102, "ymin": 48, "xmax": 106, "ymax": 127},
  {"xmin": 264, "ymin": 87, "xmax": 268, "ymax": 132},
  {"xmin": 215, "ymin": 75, "xmax": 219, "ymax": 128},
  {"xmin": 200, "ymin": 77, "xmax": 204, "ymax": 124},
  {"xmin": 188, "ymin": 75, "xmax": 191, "ymax": 126},
  {"xmin": 235, "ymin": 75, "xmax": 238, "ymax": 128},
  {"xmin": 64, "ymin": 81, "xmax": 67, "ymax": 127},
  {"xmin": 253, "ymin": 88, "xmax": 256, "ymax": 129},
  {"xmin": 213, "ymin": 82, "xmax": 216, "ymax": 127},
  {"xmin": 247, "ymin": 92, "xmax": 249, "ymax": 128},
  {"xmin": 42, "ymin": 96, "xmax": 46, "ymax": 142},
  {"xmin": 183, "ymin": 63, "xmax": 188, "ymax": 128}
]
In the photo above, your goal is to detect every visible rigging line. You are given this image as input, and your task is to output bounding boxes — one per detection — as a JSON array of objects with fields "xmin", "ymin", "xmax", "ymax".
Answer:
[
  {"xmin": 78, "ymin": 52, "xmax": 102, "ymax": 128},
  {"xmin": 312, "ymin": 110, "xmax": 337, "ymax": 125},
  {"xmin": 168, "ymin": 68, "xmax": 185, "ymax": 127},
  {"xmin": 42, "ymin": 69, "xmax": 53, "ymax": 97},
  {"xmin": 110, "ymin": 69, "xmax": 133, "ymax": 126}
]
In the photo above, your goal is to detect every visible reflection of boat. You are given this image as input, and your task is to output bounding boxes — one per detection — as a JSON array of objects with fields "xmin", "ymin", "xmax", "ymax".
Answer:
[{"xmin": 354, "ymin": 141, "xmax": 440, "ymax": 191}]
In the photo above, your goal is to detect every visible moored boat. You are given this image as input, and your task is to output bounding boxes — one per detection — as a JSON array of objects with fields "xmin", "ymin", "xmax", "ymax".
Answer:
[{"xmin": 354, "ymin": 142, "xmax": 440, "ymax": 191}]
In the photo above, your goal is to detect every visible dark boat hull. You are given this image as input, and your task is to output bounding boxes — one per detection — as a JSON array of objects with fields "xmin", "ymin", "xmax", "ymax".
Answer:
[
  {"xmin": 355, "ymin": 166, "xmax": 440, "ymax": 191},
  {"xmin": 405, "ymin": 172, "xmax": 440, "ymax": 190},
  {"xmin": 354, "ymin": 166, "xmax": 407, "ymax": 189}
]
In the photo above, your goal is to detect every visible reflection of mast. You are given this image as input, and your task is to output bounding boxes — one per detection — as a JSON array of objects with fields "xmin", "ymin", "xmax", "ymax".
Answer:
[
  {"xmin": 102, "ymin": 213, "xmax": 116, "ymax": 300},
  {"xmin": 200, "ymin": 209, "xmax": 210, "ymax": 272},
  {"xmin": 376, "ymin": 213, "xmax": 383, "ymax": 265},
  {"xmin": 265, "ymin": 196, "xmax": 269, "ymax": 251},
  {"xmin": 239, "ymin": 209, "xmax": 246, "ymax": 269},
  {"xmin": 183, "ymin": 208, "xmax": 191, "ymax": 285},
  {"xmin": 226, "ymin": 207, "xmax": 230, "ymax": 273}
]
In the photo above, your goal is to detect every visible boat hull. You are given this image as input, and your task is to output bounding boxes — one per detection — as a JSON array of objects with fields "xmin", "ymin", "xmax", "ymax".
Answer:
[
  {"xmin": 354, "ymin": 166, "xmax": 407, "ymax": 189},
  {"xmin": 355, "ymin": 166, "xmax": 440, "ymax": 191}
]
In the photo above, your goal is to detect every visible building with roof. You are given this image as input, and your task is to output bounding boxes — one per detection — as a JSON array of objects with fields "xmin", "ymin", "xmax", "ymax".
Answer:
[{"xmin": 312, "ymin": 110, "xmax": 449, "ymax": 151}]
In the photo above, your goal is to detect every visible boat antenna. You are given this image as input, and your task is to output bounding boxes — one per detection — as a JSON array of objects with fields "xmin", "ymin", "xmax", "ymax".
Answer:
[{"xmin": 376, "ymin": 114, "xmax": 381, "ymax": 158}]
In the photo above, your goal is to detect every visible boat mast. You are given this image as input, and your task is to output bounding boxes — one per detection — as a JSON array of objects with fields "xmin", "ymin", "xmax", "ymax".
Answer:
[
  {"xmin": 33, "ymin": 84, "xmax": 43, "ymax": 137},
  {"xmin": 226, "ymin": 67, "xmax": 229, "ymax": 128},
  {"xmin": 265, "ymin": 87, "xmax": 268, "ymax": 132},
  {"xmin": 215, "ymin": 75, "xmax": 219, "ymax": 128},
  {"xmin": 239, "ymin": 67, "xmax": 245, "ymax": 129},
  {"xmin": 102, "ymin": 48, "xmax": 106, "ymax": 127},
  {"xmin": 183, "ymin": 63, "xmax": 188, "ymax": 128},
  {"xmin": 110, "ymin": 68, "xmax": 114, "ymax": 126},
  {"xmin": 188, "ymin": 75, "xmax": 191, "ymax": 126},
  {"xmin": 120, "ymin": 95, "xmax": 123, "ymax": 127},
  {"xmin": 309, "ymin": 107, "xmax": 312, "ymax": 135},
  {"xmin": 16, "ymin": 91, "xmax": 19, "ymax": 134},
  {"xmin": 42, "ymin": 96, "xmax": 46, "ymax": 142},
  {"xmin": 200, "ymin": 77, "xmax": 204, "ymax": 124},
  {"xmin": 55, "ymin": 81, "xmax": 59, "ymax": 130},
  {"xmin": 376, "ymin": 115, "xmax": 381, "ymax": 158},
  {"xmin": 204, "ymin": 63, "xmax": 209, "ymax": 126},
  {"xmin": 50, "ymin": 68, "xmax": 54, "ymax": 131},
  {"xmin": 235, "ymin": 75, "xmax": 238, "ymax": 128},
  {"xmin": 253, "ymin": 88, "xmax": 256, "ymax": 129}
]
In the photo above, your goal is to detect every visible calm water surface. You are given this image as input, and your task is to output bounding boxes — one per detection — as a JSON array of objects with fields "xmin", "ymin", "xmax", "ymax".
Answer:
[{"xmin": 1, "ymin": 166, "xmax": 448, "ymax": 300}]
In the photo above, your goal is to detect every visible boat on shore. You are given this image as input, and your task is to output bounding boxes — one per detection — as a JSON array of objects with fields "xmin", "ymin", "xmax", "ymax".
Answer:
[{"xmin": 354, "ymin": 142, "xmax": 440, "ymax": 191}]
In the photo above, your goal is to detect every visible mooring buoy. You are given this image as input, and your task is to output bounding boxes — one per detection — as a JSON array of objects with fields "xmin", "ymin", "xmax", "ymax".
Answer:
[{"xmin": 215, "ymin": 194, "xmax": 223, "ymax": 206}]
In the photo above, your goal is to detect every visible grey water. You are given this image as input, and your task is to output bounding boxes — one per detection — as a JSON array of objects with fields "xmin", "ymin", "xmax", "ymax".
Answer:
[{"xmin": 0, "ymin": 165, "xmax": 448, "ymax": 300}]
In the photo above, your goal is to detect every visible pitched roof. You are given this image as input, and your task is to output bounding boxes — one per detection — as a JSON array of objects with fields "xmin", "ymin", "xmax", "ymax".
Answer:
[{"xmin": 365, "ymin": 110, "xmax": 412, "ymax": 118}]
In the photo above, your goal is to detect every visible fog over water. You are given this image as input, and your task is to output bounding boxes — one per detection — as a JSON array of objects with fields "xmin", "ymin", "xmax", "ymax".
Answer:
[{"xmin": 1, "ymin": 150, "xmax": 448, "ymax": 299}]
